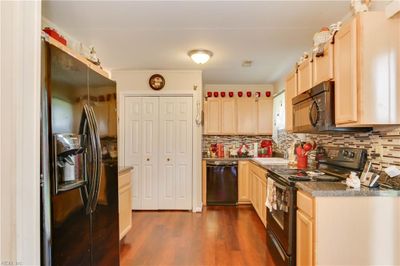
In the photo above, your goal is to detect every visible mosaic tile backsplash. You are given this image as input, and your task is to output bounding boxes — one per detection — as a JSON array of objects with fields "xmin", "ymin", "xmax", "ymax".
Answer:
[
  {"xmin": 202, "ymin": 135, "xmax": 273, "ymax": 156},
  {"xmin": 203, "ymin": 126, "xmax": 400, "ymax": 170}
]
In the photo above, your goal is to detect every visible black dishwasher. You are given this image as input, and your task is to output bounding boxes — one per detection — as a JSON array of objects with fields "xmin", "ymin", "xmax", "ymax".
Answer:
[{"xmin": 206, "ymin": 160, "xmax": 238, "ymax": 205}]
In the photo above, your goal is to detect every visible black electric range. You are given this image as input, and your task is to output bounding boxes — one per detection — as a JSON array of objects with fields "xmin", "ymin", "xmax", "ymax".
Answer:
[{"xmin": 265, "ymin": 147, "xmax": 368, "ymax": 266}]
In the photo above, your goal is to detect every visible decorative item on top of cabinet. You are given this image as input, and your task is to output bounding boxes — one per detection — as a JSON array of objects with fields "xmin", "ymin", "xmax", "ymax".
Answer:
[
  {"xmin": 334, "ymin": 12, "xmax": 400, "ymax": 126},
  {"xmin": 297, "ymin": 55, "xmax": 313, "ymax": 94},
  {"xmin": 285, "ymin": 70, "xmax": 297, "ymax": 132}
]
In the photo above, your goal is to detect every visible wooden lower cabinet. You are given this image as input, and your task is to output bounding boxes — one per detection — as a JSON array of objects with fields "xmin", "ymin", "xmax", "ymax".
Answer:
[
  {"xmin": 297, "ymin": 209, "xmax": 314, "ymax": 266},
  {"xmin": 297, "ymin": 190, "xmax": 314, "ymax": 266},
  {"xmin": 249, "ymin": 162, "xmax": 267, "ymax": 227},
  {"xmin": 238, "ymin": 161, "xmax": 251, "ymax": 204},
  {"xmin": 119, "ymin": 169, "xmax": 133, "ymax": 240}
]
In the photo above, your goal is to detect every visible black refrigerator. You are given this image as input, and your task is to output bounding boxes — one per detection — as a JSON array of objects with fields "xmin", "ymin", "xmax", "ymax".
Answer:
[{"xmin": 40, "ymin": 38, "xmax": 119, "ymax": 266}]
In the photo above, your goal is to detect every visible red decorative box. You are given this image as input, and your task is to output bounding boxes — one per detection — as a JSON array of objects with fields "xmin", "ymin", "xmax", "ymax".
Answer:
[
  {"xmin": 247, "ymin": 91, "xmax": 252, "ymax": 97},
  {"xmin": 43, "ymin": 27, "xmax": 67, "ymax": 46},
  {"xmin": 221, "ymin": 92, "xmax": 226, "ymax": 97},
  {"xmin": 229, "ymin": 92, "xmax": 234, "ymax": 97},
  {"xmin": 266, "ymin": 91, "xmax": 271, "ymax": 97},
  {"xmin": 213, "ymin": 91, "xmax": 219, "ymax": 97},
  {"xmin": 238, "ymin": 91, "xmax": 243, "ymax": 97}
]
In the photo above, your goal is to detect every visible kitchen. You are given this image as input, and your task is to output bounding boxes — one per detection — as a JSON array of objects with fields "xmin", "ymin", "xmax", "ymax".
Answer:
[{"xmin": 1, "ymin": 1, "xmax": 400, "ymax": 266}]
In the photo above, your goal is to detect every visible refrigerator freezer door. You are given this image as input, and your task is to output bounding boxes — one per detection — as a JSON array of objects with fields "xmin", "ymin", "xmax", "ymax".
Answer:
[
  {"xmin": 48, "ymin": 44, "xmax": 92, "ymax": 266},
  {"xmin": 88, "ymin": 68, "xmax": 120, "ymax": 265}
]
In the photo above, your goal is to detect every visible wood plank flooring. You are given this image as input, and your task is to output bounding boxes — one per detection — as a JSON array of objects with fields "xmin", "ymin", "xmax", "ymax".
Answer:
[{"xmin": 120, "ymin": 205, "xmax": 275, "ymax": 266}]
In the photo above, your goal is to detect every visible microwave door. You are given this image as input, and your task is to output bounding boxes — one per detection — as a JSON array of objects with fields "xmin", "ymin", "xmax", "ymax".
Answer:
[{"xmin": 293, "ymin": 99, "xmax": 315, "ymax": 133}]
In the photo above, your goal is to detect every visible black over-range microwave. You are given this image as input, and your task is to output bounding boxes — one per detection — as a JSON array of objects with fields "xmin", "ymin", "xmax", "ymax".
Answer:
[{"xmin": 291, "ymin": 81, "xmax": 372, "ymax": 133}]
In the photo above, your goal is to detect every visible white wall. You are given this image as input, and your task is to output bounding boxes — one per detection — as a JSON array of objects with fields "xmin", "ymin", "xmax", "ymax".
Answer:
[
  {"xmin": 112, "ymin": 70, "xmax": 203, "ymax": 212},
  {"xmin": 1, "ymin": 1, "xmax": 41, "ymax": 265}
]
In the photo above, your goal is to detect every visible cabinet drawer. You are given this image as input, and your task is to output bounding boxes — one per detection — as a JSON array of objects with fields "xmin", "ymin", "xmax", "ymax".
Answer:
[
  {"xmin": 119, "ymin": 170, "xmax": 132, "ymax": 189},
  {"xmin": 297, "ymin": 190, "xmax": 314, "ymax": 218}
]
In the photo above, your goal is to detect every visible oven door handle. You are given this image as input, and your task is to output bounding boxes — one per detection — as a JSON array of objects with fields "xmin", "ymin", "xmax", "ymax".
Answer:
[{"xmin": 273, "ymin": 181, "xmax": 287, "ymax": 191}]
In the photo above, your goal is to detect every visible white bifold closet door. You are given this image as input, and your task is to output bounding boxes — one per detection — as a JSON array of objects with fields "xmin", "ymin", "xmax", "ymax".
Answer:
[
  {"xmin": 124, "ymin": 97, "xmax": 159, "ymax": 210},
  {"xmin": 158, "ymin": 97, "xmax": 192, "ymax": 210},
  {"xmin": 124, "ymin": 96, "xmax": 192, "ymax": 210}
]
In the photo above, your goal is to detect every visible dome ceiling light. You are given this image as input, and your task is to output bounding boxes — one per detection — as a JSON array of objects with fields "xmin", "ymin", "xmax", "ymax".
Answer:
[{"xmin": 188, "ymin": 49, "xmax": 213, "ymax": 64}]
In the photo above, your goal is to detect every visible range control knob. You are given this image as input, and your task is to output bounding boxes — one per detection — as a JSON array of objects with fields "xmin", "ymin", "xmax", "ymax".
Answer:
[
  {"xmin": 348, "ymin": 152, "xmax": 355, "ymax": 158},
  {"xmin": 343, "ymin": 150, "xmax": 349, "ymax": 156}
]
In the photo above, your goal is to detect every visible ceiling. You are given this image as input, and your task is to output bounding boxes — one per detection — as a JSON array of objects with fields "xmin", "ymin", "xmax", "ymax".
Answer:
[{"xmin": 43, "ymin": 1, "xmax": 364, "ymax": 84}]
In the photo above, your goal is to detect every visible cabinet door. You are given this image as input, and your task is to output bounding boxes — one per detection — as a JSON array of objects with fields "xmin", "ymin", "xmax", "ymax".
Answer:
[
  {"xmin": 237, "ymin": 98, "xmax": 257, "ymax": 134},
  {"xmin": 119, "ymin": 170, "xmax": 132, "ymax": 240},
  {"xmin": 204, "ymin": 98, "xmax": 221, "ymax": 134},
  {"xmin": 297, "ymin": 210, "xmax": 314, "ymax": 266},
  {"xmin": 261, "ymin": 180, "xmax": 267, "ymax": 227},
  {"xmin": 257, "ymin": 98, "xmax": 273, "ymax": 135},
  {"xmin": 238, "ymin": 161, "xmax": 250, "ymax": 203},
  {"xmin": 313, "ymin": 42, "xmax": 334, "ymax": 86},
  {"xmin": 297, "ymin": 58, "xmax": 313, "ymax": 94},
  {"xmin": 334, "ymin": 19, "xmax": 358, "ymax": 124},
  {"xmin": 158, "ymin": 97, "xmax": 193, "ymax": 210},
  {"xmin": 285, "ymin": 72, "xmax": 297, "ymax": 132},
  {"xmin": 221, "ymin": 98, "xmax": 237, "ymax": 134}
]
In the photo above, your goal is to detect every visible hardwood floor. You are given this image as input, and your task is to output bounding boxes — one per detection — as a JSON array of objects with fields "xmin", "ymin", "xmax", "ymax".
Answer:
[{"xmin": 120, "ymin": 205, "xmax": 275, "ymax": 266}]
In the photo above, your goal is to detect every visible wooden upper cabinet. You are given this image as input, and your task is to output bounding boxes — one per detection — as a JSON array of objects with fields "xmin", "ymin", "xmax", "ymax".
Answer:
[
  {"xmin": 237, "ymin": 98, "xmax": 258, "ymax": 134},
  {"xmin": 257, "ymin": 98, "xmax": 273, "ymax": 134},
  {"xmin": 297, "ymin": 58, "xmax": 313, "ymax": 94},
  {"xmin": 313, "ymin": 42, "xmax": 334, "ymax": 86},
  {"xmin": 203, "ymin": 98, "xmax": 221, "ymax": 134},
  {"xmin": 221, "ymin": 98, "xmax": 237, "ymax": 134},
  {"xmin": 285, "ymin": 71, "xmax": 297, "ymax": 132},
  {"xmin": 334, "ymin": 18, "xmax": 358, "ymax": 125},
  {"xmin": 334, "ymin": 12, "xmax": 400, "ymax": 126}
]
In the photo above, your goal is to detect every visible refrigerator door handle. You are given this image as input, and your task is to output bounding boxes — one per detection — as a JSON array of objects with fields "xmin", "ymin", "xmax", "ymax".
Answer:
[
  {"xmin": 87, "ymin": 106, "xmax": 102, "ymax": 212},
  {"xmin": 81, "ymin": 104, "xmax": 98, "ymax": 214}
]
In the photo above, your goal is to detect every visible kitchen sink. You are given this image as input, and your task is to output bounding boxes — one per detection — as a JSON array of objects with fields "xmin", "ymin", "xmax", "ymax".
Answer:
[{"xmin": 252, "ymin": 157, "xmax": 289, "ymax": 165}]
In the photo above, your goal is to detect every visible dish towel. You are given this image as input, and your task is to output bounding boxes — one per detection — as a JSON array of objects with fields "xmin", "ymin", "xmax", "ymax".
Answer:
[{"xmin": 266, "ymin": 177, "xmax": 277, "ymax": 211}]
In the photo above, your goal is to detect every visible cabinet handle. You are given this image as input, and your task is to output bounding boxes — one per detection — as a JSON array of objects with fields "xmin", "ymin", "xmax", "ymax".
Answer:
[
  {"xmin": 167, "ymin": 158, "xmax": 170, "ymax": 162},
  {"xmin": 146, "ymin": 158, "xmax": 150, "ymax": 161}
]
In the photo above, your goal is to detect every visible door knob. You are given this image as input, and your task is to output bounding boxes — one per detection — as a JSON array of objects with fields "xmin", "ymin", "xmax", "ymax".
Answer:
[
  {"xmin": 167, "ymin": 158, "xmax": 170, "ymax": 162},
  {"xmin": 146, "ymin": 158, "xmax": 150, "ymax": 161}
]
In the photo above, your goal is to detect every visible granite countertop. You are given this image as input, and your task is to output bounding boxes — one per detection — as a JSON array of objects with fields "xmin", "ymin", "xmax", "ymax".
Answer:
[
  {"xmin": 295, "ymin": 181, "xmax": 400, "ymax": 197},
  {"xmin": 202, "ymin": 157, "xmax": 254, "ymax": 161},
  {"xmin": 118, "ymin": 166, "xmax": 133, "ymax": 175},
  {"xmin": 203, "ymin": 157, "xmax": 400, "ymax": 197}
]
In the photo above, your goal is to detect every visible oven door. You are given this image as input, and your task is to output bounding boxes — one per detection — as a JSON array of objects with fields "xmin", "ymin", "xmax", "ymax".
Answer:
[{"xmin": 267, "ymin": 179, "xmax": 294, "ymax": 255}]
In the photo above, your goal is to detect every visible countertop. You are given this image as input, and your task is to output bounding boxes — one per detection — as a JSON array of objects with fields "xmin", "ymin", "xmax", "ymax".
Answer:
[
  {"xmin": 295, "ymin": 181, "xmax": 400, "ymax": 197},
  {"xmin": 203, "ymin": 157, "xmax": 400, "ymax": 197},
  {"xmin": 118, "ymin": 166, "xmax": 133, "ymax": 175},
  {"xmin": 255, "ymin": 162, "xmax": 400, "ymax": 197}
]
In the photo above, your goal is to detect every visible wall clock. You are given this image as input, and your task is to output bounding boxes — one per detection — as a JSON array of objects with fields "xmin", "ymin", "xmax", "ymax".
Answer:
[{"xmin": 149, "ymin": 74, "xmax": 165, "ymax": 90}]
